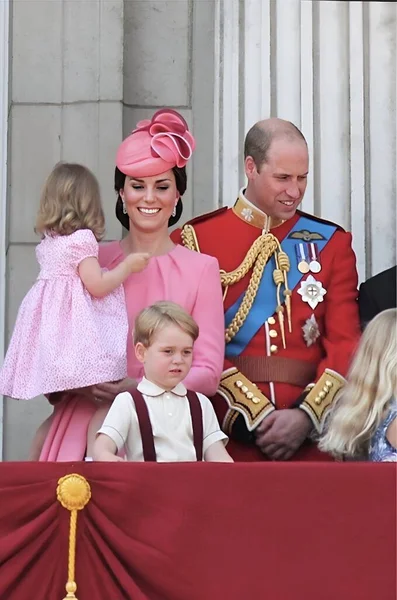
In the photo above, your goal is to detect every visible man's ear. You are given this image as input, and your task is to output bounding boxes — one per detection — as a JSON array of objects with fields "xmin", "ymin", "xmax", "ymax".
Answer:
[
  {"xmin": 244, "ymin": 155, "xmax": 258, "ymax": 181},
  {"xmin": 135, "ymin": 342, "xmax": 147, "ymax": 364}
]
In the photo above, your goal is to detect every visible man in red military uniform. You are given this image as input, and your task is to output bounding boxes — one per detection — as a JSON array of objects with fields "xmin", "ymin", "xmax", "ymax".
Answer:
[{"xmin": 172, "ymin": 118, "xmax": 361, "ymax": 461}]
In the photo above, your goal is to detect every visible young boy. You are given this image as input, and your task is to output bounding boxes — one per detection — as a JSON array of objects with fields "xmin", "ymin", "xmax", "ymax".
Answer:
[{"xmin": 93, "ymin": 301, "xmax": 233, "ymax": 462}]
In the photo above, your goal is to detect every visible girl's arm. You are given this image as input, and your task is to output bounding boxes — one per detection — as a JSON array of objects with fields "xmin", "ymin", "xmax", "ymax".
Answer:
[
  {"xmin": 386, "ymin": 417, "xmax": 397, "ymax": 449},
  {"xmin": 92, "ymin": 433, "xmax": 124, "ymax": 461},
  {"xmin": 79, "ymin": 253, "xmax": 150, "ymax": 298}
]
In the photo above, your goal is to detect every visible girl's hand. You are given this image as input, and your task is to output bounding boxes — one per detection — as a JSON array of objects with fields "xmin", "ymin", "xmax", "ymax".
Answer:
[
  {"xmin": 92, "ymin": 377, "xmax": 137, "ymax": 403},
  {"xmin": 124, "ymin": 252, "xmax": 151, "ymax": 274}
]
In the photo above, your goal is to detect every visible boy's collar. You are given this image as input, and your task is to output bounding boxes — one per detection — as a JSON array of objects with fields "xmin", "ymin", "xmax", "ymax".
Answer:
[{"xmin": 137, "ymin": 376, "xmax": 187, "ymax": 397}]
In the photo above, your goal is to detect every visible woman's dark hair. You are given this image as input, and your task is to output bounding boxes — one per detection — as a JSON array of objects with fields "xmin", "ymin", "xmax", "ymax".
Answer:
[{"xmin": 114, "ymin": 166, "xmax": 187, "ymax": 229}]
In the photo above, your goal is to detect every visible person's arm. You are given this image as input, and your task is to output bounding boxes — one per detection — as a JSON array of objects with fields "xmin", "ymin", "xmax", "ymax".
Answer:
[
  {"xmin": 78, "ymin": 253, "xmax": 150, "ymax": 298},
  {"xmin": 199, "ymin": 394, "xmax": 232, "ymax": 461},
  {"xmin": 92, "ymin": 433, "xmax": 124, "ymax": 461},
  {"xmin": 358, "ymin": 281, "xmax": 379, "ymax": 329},
  {"xmin": 92, "ymin": 392, "xmax": 132, "ymax": 458},
  {"xmin": 385, "ymin": 417, "xmax": 397, "ymax": 449},
  {"xmin": 204, "ymin": 441, "xmax": 234, "ymax": 462},
  {"xmin": 183, "ymin": 258, "xmax": 225, "ymax": 396}
]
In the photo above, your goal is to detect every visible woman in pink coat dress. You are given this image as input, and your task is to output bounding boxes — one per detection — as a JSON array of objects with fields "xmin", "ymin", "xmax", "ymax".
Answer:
[{"xmin": 39, "ymin": 109, "xmax": 225, "ymax": 461}]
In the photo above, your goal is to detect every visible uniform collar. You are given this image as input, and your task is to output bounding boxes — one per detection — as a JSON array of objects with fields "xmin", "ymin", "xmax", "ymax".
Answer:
[
  {"xmin": 232, "ymin": 188, "xmax": 285, "ymax": 231},
  {"xmin": 137, "ymin": 377, "xmax": 187, "ymax": 397}
]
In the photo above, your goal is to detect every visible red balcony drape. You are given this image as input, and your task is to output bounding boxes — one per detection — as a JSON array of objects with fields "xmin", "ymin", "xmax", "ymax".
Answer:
[{"xmin": 0, "ymin": 462, "xmax": 395, "ymax": 600}]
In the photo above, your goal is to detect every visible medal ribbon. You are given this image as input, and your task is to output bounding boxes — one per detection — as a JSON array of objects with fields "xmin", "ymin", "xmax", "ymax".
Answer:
[{"xmin": 225, "ymin": 216, "xmax": 337, "ymax": 357}]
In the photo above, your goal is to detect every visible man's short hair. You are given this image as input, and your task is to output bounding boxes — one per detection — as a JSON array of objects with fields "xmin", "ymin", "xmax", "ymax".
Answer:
[
  {"xmin": 244, "ymin": 120, "xmax": 307, "ymax": 170},
  {"xmin": 133, "ymin": 301, "xmax": 199, "ymax": 346}
]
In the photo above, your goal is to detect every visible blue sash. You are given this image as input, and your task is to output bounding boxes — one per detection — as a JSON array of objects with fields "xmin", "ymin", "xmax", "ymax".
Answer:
[{"xmin": 225, "ymin": 216, "xmax": 337, "ymax": 357}]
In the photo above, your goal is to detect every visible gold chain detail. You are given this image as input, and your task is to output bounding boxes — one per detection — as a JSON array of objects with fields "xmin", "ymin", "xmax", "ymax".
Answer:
[
  {"xmin": 224, "ymin": 235, "xmax": 280, "ymax": 343},
  {"xmin": 180, "ymin": 224, "xmax": 292, "ymax": 345}
]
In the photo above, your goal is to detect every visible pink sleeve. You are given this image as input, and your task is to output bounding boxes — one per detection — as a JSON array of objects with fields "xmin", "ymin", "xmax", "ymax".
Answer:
[
  {"xmin": 183, "ymin": 257, "xmax": 225, "ymax": 396},
  {"xmin": 69, "ymin": 230, "xmax": 98, "ymax": 269}
]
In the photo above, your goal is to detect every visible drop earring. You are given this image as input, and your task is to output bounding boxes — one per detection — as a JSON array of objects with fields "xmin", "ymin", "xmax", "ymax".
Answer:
[
  {"xmin": 172, "ymin": 202, "xmax": 178, "ymax": 218},
  {"xmin": 122, "ymin": 199, "xmax": 127, "ymax": 215}
]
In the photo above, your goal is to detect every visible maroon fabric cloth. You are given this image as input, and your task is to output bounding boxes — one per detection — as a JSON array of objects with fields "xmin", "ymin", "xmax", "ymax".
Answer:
[{"xmin": 0, "ymin": 462, "xmax": 395, "ymax": 600}]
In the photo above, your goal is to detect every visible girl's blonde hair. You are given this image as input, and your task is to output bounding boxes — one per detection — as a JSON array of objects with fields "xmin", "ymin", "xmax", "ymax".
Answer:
[
  {"xmin": 133, "ymin": 301, "xmax": 199, "ymax": 347},
  {"xmin": 319, "ymin": 308, "xmax": 397, "ymax": 458},
  {"xmin": 35, "ymin": 162, "xmax": 105, "ymax": 240}
]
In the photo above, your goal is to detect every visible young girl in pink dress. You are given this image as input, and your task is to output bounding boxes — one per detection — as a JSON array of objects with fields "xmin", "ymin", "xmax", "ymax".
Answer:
[
  {"xmin": 0, "ymin": 163, "xmax": 149, "ymax": 456},
  {"xmin": 39, "ymin": 109, "xmax": 225, "ymax": 461}
]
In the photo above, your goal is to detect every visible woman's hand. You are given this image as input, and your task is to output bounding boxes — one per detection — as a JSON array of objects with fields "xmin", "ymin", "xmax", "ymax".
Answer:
[{"xmin": 92, "ymin": 377, "xmax": 137, "ymax": 403}]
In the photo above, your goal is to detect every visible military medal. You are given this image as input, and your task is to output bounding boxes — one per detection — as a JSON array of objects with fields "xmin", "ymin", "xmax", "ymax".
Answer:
[
  {"xmin": 308, "ymin": 242, "xmax": 321, "ymax": 273},
  {"xmin": 302, "ymin": 314, "xmax": 321, "ymax": 346},
  {"xmin": 295, "ymin": 243, "xmax": 310, "ymax": 274},
  {"xmin": 298, "ymin": 275, "xmax": 327, "ymax": 310}
]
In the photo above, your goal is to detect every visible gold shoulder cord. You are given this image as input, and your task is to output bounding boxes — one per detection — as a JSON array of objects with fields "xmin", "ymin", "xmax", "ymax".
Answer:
[{"xmin": 181, "ymin": 224, "xmax": 292, "ymax": 347}]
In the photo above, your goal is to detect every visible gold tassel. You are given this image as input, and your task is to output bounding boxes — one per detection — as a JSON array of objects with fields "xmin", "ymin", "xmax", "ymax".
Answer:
[
  {"xmin": 57, "ymin": 474, "xmax": 91, "ymax": 600},
  {"xmin": 273, "ymin": 258, "xmax": 286, "ymax": 348},
  {"xmin": 276, "ymin": 305, "xmax": 286, "ymax": 349},
  {"xmin": 277, "ymin": 250, "xmax": 293, "ymax": 334}
]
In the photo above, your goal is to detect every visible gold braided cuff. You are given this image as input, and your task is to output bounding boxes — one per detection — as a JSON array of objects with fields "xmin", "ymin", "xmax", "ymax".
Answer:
[
  {"xmin": 299, "ymin": 369, "xmax": 346, "ymax": 433},
  {"xmin": 218, "ymin": 367, "xmax": 275, "ymax": 433}
]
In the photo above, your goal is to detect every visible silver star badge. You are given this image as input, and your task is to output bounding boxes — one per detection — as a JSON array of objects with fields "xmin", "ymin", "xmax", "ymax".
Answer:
[
  {"xmin": 298, "ymin": 275, "xmax": 327, "ymax": 310},
  {"xmin": 302, "ymin": 314, "xmax": 320, "ymax": 347}
]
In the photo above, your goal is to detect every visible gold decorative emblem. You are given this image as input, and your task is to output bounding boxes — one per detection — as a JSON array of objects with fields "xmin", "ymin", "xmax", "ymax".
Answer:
[
  {"xmin": 57, "ymin": 473, "xmax": 91, "ymax": 511},
  {"xmin": 298, "ymin": 275, "xmax": 327, "ymax": 310},
  {"xmin": 57, "ymin": 474, "xmax": 91, "ymax": 600},
  {"xmin": 302, "ymin": 314, "xmax": 320, "ymax": 347},
  {"xmin": 288, "ymin": 229, "xmax": 325, "ymax": 241}
]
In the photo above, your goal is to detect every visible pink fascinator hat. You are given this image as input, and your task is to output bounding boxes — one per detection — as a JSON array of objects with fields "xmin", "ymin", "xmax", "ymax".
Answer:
[{"xmin": 116, "ymin": 109, "xmax": 196, "ymax": 177}]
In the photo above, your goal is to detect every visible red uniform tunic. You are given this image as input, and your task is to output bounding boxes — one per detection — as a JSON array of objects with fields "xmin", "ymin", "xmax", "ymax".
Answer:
[{"xmin": 172, "ymin": 202, "xmax": 361, "ymax": 461}]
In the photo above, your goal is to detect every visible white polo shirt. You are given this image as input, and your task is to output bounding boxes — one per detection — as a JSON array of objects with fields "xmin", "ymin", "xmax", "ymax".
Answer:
[{"xmin": 98, "ymin": 377, "xmax": 228, "ymax": 462}]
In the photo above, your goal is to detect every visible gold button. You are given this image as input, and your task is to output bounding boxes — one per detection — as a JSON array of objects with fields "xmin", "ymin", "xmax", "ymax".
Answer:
[
  {"xmin": 270, "ymin": 344, "xmax": 278, "ymax": 353},
  {"xmin": 314, "ymin": 396, "xmax": 321, "ymax": 405},
  {"xmin": 246, "ymin": 392, "xmax": 254, "ymax": 400},
  {"xmin": 269, "ymin": 330, "xmax": 278, "ymax": 338},
  {"xmin": 235, "ymin": 380, "xmax": 243, "ymax": 388},
  {"xmin": 252, "ymin": 397, "xmax": 260, "ymax": 404},
  {"xmin": 268, "ymin": 316, "xmax": 276, "ymax": 325},
  {"xmin": 325, "ymin": 380, "xmax": 333, "ymax": 387},
  {"xmin": 319, "ymin": 391, "xmax": 326, "ymax": 399},
  {"xmin": 241, "ymin": 385, "xmax": 248, "ymax": 394}
]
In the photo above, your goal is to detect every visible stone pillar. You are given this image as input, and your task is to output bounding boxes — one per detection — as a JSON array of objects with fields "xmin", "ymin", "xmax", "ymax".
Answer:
[{"xmin": 4, "ymin": 0, "xmax": 124, "ymax": 459}]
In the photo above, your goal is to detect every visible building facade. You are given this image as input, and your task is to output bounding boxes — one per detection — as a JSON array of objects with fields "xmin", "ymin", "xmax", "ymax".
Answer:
[{"xmin": 1, "ymin": 0, "xmax": 396, "ymax": 459}]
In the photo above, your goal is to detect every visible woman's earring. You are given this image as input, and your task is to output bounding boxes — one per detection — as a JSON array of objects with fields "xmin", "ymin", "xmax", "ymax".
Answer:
[
  {"xmin": 172, "ymin": 203, "xmax": 177, "ymax": 218},
  {"xmin": 122, "ymin": 199, "xmax": 127, "ymax": 215}
]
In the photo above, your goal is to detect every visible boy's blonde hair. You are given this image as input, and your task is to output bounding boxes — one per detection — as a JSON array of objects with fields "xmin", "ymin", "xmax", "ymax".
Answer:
[
  {"xmin": 319, "ymin": 308, "xmax": 397, "ymax": 458},
  {"xmin": 134, "ymin": 301, "xmax": 199, "ymax": 346},
  {"xmin": 35, "ymin": 162, "xmax": 105, "ymax": 240}
]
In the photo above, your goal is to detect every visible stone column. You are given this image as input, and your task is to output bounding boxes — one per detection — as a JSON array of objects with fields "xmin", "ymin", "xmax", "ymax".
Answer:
[{"xmin": 5, "ymin": 0, "xmax": 124, "ymax": 459}]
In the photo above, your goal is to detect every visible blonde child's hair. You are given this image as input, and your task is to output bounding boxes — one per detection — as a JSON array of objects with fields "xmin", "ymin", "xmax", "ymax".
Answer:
[
  {"xmin": 133, "ymin": 301, "xmax": 199, "ymax": 347},
  {"xmin": 35, "ymin": 162, "xmax": 105, "ymax": 240},
  {"xmin": 319, "ymin": 308, "xmax": 397, "ymax": 458}
]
